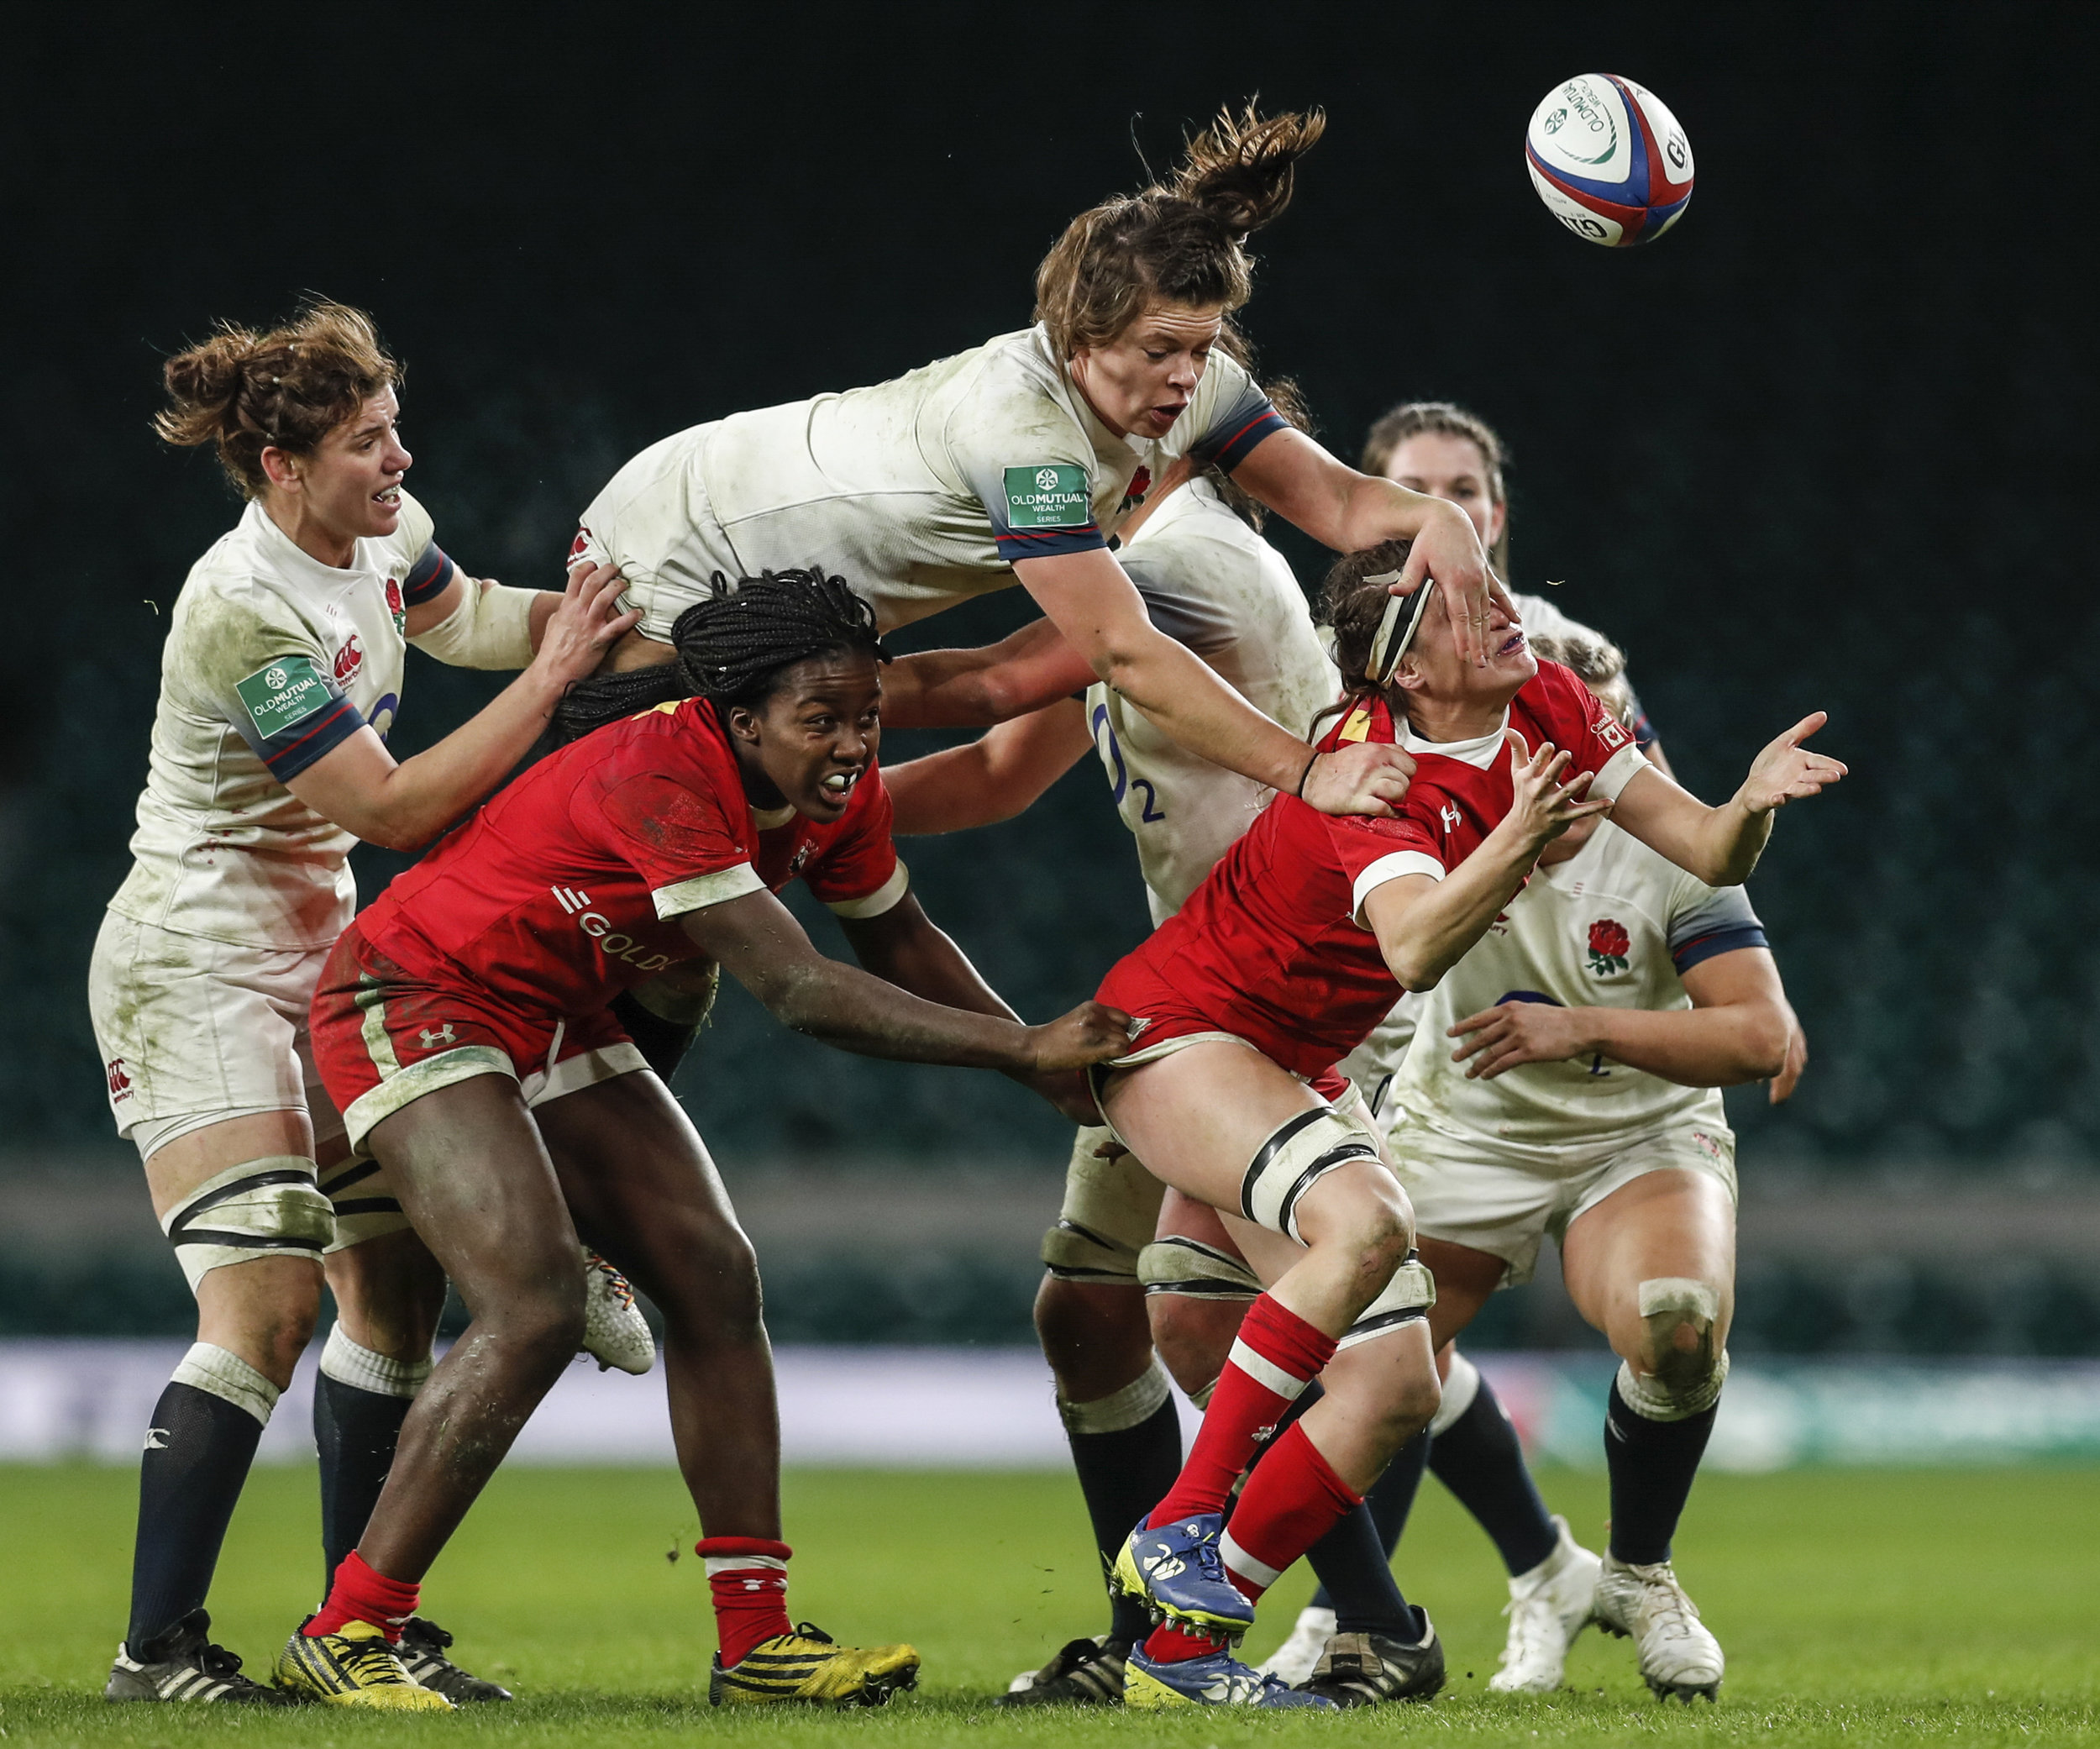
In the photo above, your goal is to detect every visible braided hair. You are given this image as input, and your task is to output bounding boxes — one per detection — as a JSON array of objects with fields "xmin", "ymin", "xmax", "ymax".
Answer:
[{"xmin": 549, "ymin": 568, "xmax": 889, "ymax": 745}]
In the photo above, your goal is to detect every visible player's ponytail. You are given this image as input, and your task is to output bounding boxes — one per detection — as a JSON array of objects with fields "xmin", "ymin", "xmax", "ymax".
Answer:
[
  {"xmin": 156, "ymin": 301, "xmax": 398, "ymax": 498},
  {"xmin": 547, "ymin": 569, "xmax": 890, "ymax": 745},
  {"xmin": 1034, "ymin": 102, "xmax": 1324, "ymax": 360}
]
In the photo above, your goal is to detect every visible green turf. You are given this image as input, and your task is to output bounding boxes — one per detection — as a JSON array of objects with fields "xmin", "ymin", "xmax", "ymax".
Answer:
[{"xmin": 2, "ymin": 1462, "xmax": 2094, "ymax": 1745}]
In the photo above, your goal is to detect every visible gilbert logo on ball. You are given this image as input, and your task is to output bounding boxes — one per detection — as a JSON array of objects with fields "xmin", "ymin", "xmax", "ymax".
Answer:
[{"xmin": 1526, "ymin": 73, "xmax": 1693, "ymax": 247}]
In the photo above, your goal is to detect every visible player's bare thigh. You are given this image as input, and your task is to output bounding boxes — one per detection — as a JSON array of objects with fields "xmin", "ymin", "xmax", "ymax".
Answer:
[
  {"xmin": 1096, "ymin": 1041, "xmax": 1337, "ymax": 1213},
  {"xmin": 1559, "ymin": 1167, "xmax": 1736, "ymax": 1361},
  {"xmin": 1415, "ymin": 1236, "xmax": 1510, "ymax": 1350}
]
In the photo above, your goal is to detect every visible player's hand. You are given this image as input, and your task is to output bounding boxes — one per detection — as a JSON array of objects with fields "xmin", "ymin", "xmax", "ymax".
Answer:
[
  {"xmin": 1300, "ymin": 740, "xmax": 1415, "ymax": 818},
  {"xmin": 1390, "ymin": 499, "xmax": 1496, "ymax": 666},
  {"xmin": 1448, "ymin": 999, "xmax": 1593, "ymax": 1079},
  {"xmin": 1024, "ymin": 1000, "xmax": 1131, "ymax": 1073},
  {"xmin": 1018, "ymin": 1067, "xmax": 1105, "ymax": 1125},
  {"xmin": 1736, "ymin": 712, "xmax": 1846, "ymax": 815},
  {"xmin": 532, "ymin": 560, "xmax": 642, "ymax": 689},
  {"xmin": 1769, "ymin": 1006, "xmax": 1809, "ymax": 1104},
  {"xmin": 1502, "ymin": 735, "xmax": 1613, "ymax": 849}
]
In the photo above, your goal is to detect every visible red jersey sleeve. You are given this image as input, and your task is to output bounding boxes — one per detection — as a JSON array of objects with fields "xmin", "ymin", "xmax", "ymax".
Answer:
[
  {"xmin": 1530, "ymin": 661, "xmax": 1651, "ymax": 801},
  {"xmin": 590, "ymin": 767, "xmax": 764, "ymax": 921},
  {"xmin": 1320, "ymin": 804, "xmax": 1449, "ymax": 927},
  {"xmin": 801, "ymin": 764, "xmax": 907, "ymax": 917}
]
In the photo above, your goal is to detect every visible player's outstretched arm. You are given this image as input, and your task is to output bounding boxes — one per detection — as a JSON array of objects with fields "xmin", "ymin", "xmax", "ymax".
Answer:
[
  {"xmin": 1447, "ymin": 947, "xmax": 1793, "ymax": 1085},
  {"xmin": 402, "ymin": 565, "xmax": 571, "ymax": 669},
  {"xmin": 1365, "ymin": 742, "xmax": 1611, "ymax": 992},
  {"xmin": 885, "ymin": 703, "xmax": 1093, "ymax": 836},
  {"xmin": 1609, "ymin": 712, "xmax": 1846, "ymax": 887},
  {"xmin": 1014, "ymin": 546, "xmax": 1413, "ymax": 817},
  {"xmin": 682, "ymin": 885, "xmax": 1126, "ymax": 1075},
  {"xmin": 879, "ymin": 618, "xmax": 1098, "ymax": 730},
  {"xmin": 839, "ymin": 890, "xmax": 1104, "ymax": 1120},
  {"xmin": 286, "ymin": 561, "xmax": 637, "ymax": 849},
  {"xmin": 1228, "ymin": 427, "xmax": 1509, "ymax": 665}
]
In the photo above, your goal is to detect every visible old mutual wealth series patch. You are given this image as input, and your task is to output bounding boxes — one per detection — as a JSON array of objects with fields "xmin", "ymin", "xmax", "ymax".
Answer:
[
  {"xmin": 234, "ymin": 657, "xmax": 331, "ymax": 739},
  {"xmin": 1003, "ymin": 464, "xmax": 1090, "ymax": 529}
]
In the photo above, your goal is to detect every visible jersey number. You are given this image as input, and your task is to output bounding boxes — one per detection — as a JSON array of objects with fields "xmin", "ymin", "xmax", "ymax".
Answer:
[{"xmin": 1090, "ymin": 703, "xmax": 1165, "ymax": 822}]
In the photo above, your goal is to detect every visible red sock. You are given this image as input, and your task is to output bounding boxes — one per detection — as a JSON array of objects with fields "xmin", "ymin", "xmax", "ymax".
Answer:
[
  {"xmin": 306, "ymin": 1550, "xmax": 420, "ymax": 1643},
  {"xmin": 1150, "ymin": 1295, "xmax": 1335, "ymax": 1525},
  {"xmin": 1143, "ymin": 1620, "xmax": 1227, "ymax": 1664},
  {"xmin": 699, "ymin": 1536, "xmax": 793, "ymax": 1668},
  {"xmin": 1219, "ymin": 1421, "xmax": 1362, "ymax": 1599}
]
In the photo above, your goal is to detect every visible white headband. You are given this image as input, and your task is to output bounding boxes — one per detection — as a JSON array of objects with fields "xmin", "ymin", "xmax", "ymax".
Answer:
[{"xmin": 1364, "ymin": 573, "xmax": 1436, "ymax": 685}]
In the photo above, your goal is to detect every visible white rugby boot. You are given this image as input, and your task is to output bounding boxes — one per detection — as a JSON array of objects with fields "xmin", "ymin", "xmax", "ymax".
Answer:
[
  {"xmin": 580, "ymin": 1248, "xmax": 655, "ymax": 1374},
  {"xmin": 1489, "ymin": 1516, "xmax": 1602, "ymax": 1694},
  {"xmin": 1254, "ymin": 1605, "xmax": 1334, "ymax": 1686},
  {"xmin": 1593, "ymin": 1553, "xmax": 1723, "ymax": 1702}
]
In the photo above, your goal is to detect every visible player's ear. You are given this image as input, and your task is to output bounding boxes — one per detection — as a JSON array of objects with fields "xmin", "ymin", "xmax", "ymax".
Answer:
[{"xmin": 723, "ymin": 702, "xmax": 762, "ymax": 746}]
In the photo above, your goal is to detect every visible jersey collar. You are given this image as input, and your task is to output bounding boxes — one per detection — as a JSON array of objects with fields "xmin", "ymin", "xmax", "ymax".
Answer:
[
  {"xmin": 1395, "ymin": 707, "xmax": 1512, "ymax": 770},
  {"xmin": 242, "ymin": 498, "xmax": 376, "ymax": 592}
]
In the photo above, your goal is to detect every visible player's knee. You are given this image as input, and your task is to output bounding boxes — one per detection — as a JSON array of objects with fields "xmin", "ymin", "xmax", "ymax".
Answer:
[
  {"xmin": 1145, "ymin": 1294, "xmax": 1236, "ymax": 1403},
  {"xmin": 496, "ymin": 1268, "xmax": 588, "ymax": 1371},
  {"xmin": 1617, "ymin": 1276, "xmax": 1730, "ymax": 1420}
]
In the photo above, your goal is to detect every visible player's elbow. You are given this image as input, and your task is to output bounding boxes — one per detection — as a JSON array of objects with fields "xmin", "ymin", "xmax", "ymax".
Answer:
[
  {"xmin": 1383, "ymin": 952, "xmax": 1444, "ymax": 995},
  {"xmin": 1735, "ymin": 1005, "xmax": 1793, "ymax": 1081}
]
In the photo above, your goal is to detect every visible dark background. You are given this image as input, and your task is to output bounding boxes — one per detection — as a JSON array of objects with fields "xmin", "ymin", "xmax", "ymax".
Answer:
[{"xmin": 3, "ymin": 3, "xmax": 2094, "ymax": 1347}]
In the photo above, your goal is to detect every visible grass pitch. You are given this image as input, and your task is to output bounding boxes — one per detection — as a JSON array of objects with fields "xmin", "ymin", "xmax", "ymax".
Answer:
[{"xmin": 2, "ymin": 1460, "xmax": 2094, "ymax": 1746}]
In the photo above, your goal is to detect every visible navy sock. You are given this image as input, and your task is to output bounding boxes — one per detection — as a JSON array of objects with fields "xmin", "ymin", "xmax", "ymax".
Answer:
[
  {"xmin": 1604, "ymin": 1377, "xmax": 1717, "ymax": 1565},
  {"xmin": 1305, "ymin": 1429, "xmax": 1430, "ymax": 1635},
  {"xmin": 315, "ymin": 1373, "xmax": 413, "ymax": 1591},
  {"xmin": 1426, "ymin": 1374, "xmax": 1559, "ymax": 1575},
  {"xmin": 125, "ymin": 1382, "xmax": 265, "ymax": 1656},
  {"xmin": 1063, "ymin": 1391, "xmax": 1182, "ymax": 1644}
]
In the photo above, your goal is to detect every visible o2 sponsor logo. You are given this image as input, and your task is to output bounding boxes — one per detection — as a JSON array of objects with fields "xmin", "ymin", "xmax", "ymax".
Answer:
[
  {"xmin": 1090, "ymin": 702, "xmax": 1165, "ymax": 824},
  {"xmin": 365, "ymin": 691, "xmax": 399, "ymax": 743}
]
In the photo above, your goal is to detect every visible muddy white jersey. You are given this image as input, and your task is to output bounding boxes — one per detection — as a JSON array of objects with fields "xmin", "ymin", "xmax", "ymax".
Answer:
[
  {"xmin": 107, "ymin": 492, "xmax": 458, "ymax": 950},
  {"xmin": 1386, "ymin": 819, "xmax": 1767, "ymax": 1160},
  {"xmin": 575, "ymin": 326, "xmax": 1286, "ymax": 638},
  {"xmin": 1084, "ymin": 479, "xmax": 1336, "ymax": 924}
]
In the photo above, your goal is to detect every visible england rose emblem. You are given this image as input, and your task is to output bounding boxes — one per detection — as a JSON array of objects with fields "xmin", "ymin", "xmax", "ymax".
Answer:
[{"xmin": 1587, "ymin": 917, "xmax": 1630, "ymax": 976}]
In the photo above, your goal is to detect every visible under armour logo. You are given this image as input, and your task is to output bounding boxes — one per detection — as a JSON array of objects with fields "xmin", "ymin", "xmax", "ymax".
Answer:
[
  {"xmin": 1439, "ymin": 801, "xmax": 1462, "ymax": 835},
  {"xmin": 144, "ymin": 1428, "xmax": 170, "ymax": 1450},
  {"xmin": 418, "ymin": 1025, "xmax": 457, "ymax": 1048}
]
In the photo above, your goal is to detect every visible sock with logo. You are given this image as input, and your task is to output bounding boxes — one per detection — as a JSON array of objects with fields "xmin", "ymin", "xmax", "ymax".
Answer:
[
  {"xmin": 1427, "ymin": 1360, "xmax": 1559, "ymax": 1576},
  {"xmin": 124, "ymin": 1345, "xmax": 278, "ymax": 1657},
  {"xmin": 307, "ymin": 1549, "xmax": 421, "ymax": 1642},
  {"xmin": 1148, "ymin": 1294, "xmax": 1335, "ymax": 1526},
  {"xmin": 700, "ymin": 1537, "xmax": 794, "ymax": 1668},
  {"xmin": 315, "ymin": 1326, "xmax": 432, "ymax": 1594},
  {"xmin": 1604, "ymin": 1376, "xmax": 1718, "ymax": 1566},
  {"xmin": 1057, "ymin": 1360, "xmax": 1183, "ymax": 1645},
  {"xmin": 1142, "ymin": 1421, "xmax": 1361, "ymax": 1665},
  {"xmin": 1304, "ymin": 1430, "xmax": 1431, "ymax": 1636}
]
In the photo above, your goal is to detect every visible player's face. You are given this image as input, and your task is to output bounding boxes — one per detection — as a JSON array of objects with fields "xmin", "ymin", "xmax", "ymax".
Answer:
[
  {"xmin": 271, "ymin": 389, "xmax": 413, "ymax": 547},
  {"xmin": 733, "ymin": 652, "xmax": 884, "ymax": 822},
  {"xmin": 1397, "ymin": 591, "xmax": 1536, "ymax": 706},
  {"xmin": 1069, "ymin": 302, "xmax": 1225, "ymax": 439},
  {"xmin": 1384, "ymin": 432, "xmax": 1504, "ymax": 558}
]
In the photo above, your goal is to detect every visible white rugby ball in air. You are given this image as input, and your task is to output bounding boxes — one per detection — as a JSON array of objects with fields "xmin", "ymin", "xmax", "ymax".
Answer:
[{"xmin": 1525, "ymin": 73, "xmax": 1693, "ymax": 247}]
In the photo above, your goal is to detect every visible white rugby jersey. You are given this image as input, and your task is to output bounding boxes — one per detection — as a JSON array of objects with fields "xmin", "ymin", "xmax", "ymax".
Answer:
[
  {"xmin": 107, "ymin": 492, "xmax": 457, "ymax": 950},
  {"xmin": 1386, "ymin": 820, "xmax": 1767, "ymax": 1159},
  {"xmin": 575, "ymin": 326, "xmax": 1285, "ymax": 638},
  {"xmin": 1087, "ymin": 479, "xmax": 1336, "ymax": 923}
]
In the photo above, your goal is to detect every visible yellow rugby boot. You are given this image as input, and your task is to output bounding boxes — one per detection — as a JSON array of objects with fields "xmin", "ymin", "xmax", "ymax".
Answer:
[
  {"xmin": 709, "ymin": 1620, "xmax": 919, "ymax": 1707},
  {"xmin": 275, "ymin": 1620, "xmax": 453, "ymax": 1710}
]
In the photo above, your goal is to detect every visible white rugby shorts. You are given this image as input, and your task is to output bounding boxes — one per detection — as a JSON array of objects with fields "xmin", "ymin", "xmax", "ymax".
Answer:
[{"xmin": 1386, "ymin": 1112, "xmax": 1737, "ymax": 1288}]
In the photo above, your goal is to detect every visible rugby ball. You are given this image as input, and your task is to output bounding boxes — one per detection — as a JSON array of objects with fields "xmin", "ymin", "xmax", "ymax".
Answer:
[{"xmin": 1525, "ymin": 73, "xmax": 1693, "ymax": 247}]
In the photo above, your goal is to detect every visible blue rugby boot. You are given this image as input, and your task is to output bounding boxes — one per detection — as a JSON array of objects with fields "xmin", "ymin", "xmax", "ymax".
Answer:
[
  {"xmin": 1125, "ymin": 1644, "xmax": 1338, "ymax": 1711},
  {"xmin": 1110, "ymin": 1514, "xmax": 1255, "ymax": 1638}
]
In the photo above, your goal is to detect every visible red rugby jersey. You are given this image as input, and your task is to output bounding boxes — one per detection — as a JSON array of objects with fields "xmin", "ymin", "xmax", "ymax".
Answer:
[
  {"xmin": 357, "ymin": 698, "xmax": 903, "ymax": 1018},
  {"xmin": 1102, "ymin": 660, "xmax": 1648, "ymax": 1079}
]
